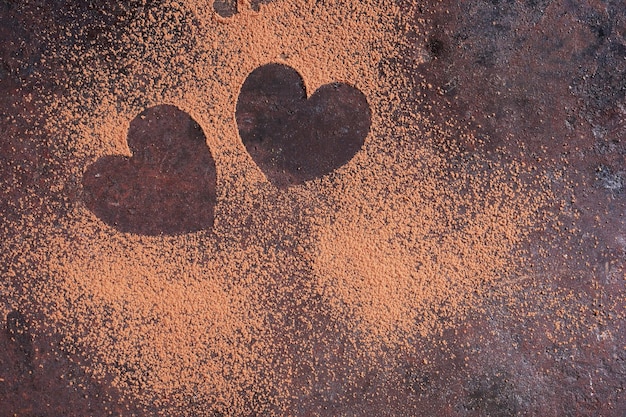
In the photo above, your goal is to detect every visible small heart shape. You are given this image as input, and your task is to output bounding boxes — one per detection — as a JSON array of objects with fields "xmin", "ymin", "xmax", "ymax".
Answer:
[
  {"xmin": 236, "ymin": 63, "xmax": 371, "ymax": 187},
  {"xmin": 82, "ymin": 105, "xmax": 217, "ymax": 235}
]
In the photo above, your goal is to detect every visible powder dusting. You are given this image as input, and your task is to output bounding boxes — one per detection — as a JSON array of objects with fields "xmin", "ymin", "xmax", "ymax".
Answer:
[{"xmin": 1, "ymin": 0, "xmax": 557, "ymax": 414}]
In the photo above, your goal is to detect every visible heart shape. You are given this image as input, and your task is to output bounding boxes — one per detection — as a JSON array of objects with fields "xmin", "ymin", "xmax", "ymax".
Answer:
[
  {"xmin": 82, "ymin": 105, "xmax": 217, "ymax": 235},
  {"xmin": 236, "ymin": 63, "xmax": 371, "ymax": 187}
]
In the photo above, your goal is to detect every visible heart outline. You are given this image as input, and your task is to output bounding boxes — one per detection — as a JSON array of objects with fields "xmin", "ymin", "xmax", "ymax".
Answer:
[
  {"xmin": 236, "ymin": 63, "xmax": 371, "ymax": 187},
  {"xmin": 82, "ymin": 104, "xmax": 217, "ymax": 236}
]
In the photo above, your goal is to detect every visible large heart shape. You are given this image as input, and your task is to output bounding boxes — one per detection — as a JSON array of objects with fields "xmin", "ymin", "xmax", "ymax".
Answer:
[
  {"xmin": 82, "ymin": 105, "xmax": 217, "ymax": 235},
  {"xmin": 236, "ymin": 63, "xmax": 371, "ymax": 187}
]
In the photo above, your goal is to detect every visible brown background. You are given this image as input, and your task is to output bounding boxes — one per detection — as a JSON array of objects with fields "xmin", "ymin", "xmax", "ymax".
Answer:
[{"xmin": 1, "ymin": 0, "xmax": 624, "ymax": 416}]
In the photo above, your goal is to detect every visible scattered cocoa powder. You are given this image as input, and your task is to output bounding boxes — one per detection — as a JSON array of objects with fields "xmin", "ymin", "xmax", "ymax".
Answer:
[{"xmin": 3, "ymin": 0, "xmax": 617, "ymax": 415}]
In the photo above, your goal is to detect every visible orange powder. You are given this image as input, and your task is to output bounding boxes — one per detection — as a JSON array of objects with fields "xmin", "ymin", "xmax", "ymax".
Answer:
[{"xmin": 1, "ymin": 0, "xmax": 555, "ymax": 414}]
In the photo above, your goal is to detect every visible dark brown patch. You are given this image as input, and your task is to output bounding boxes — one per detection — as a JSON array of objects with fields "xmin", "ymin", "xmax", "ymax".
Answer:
[
  {"xmin": 213, "ymin": 0, "xmax": 237, "ymax": 18},
  {"xmin": 236, "ymin": 63, "xmax": 371, "ymax": 187},
  {"xmin": 213, "ymin": 0, "xmax": 273, "ymax": 17},
  {"xmin": 82, "ymin": 104, "xmax": 217, "ymax": 235},
  {"xmin": 6, "ymin": 310, "xmax": 33, "ymax": 373}
]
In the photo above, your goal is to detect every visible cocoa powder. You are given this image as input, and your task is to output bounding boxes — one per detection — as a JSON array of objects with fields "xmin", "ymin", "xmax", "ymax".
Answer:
[{"xmin": 1, "ymin": 1, "xmax": 562, "ymax": 414}]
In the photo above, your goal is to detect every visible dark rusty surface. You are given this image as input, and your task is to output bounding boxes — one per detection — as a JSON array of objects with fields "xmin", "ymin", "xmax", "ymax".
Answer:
[
  {"xmin": 236, "ymin": 63, "xmax": 370, "ymax": 187},
  {"xmin": 399, "ymin": 1, "xmax": 626, "ymax": 416},
  {"xmin": 1, "ymin": 0, "xmax": 625, "ymax": 416},
  {"xmin": 0, "ymin": 310, "xmax": 142, "ymax": 416}
]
